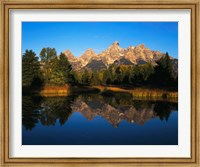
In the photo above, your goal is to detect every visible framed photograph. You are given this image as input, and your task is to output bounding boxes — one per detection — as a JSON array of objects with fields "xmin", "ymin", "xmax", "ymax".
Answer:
[{"xmin": 0, "ymin": 0, "xmax": 199, "ymax": 166}]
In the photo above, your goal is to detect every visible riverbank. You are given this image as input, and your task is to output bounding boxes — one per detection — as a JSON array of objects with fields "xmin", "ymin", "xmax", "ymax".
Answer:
[
  {"xmin": 93, "ymin": 86, "xmax": 178, "ymax": 99},
  {"xmin": 38, "ymin": 85, "xmax": 71, "ymax": 95},
  {"xmin": 31, "ymin": 85, "xmax": 178, "ymax": 100}
]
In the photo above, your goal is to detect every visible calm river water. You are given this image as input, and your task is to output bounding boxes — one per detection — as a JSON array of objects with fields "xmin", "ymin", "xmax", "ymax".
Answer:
[{"xmin": 22, "ymin": 93, "xmax": 178, "ymax": 145}]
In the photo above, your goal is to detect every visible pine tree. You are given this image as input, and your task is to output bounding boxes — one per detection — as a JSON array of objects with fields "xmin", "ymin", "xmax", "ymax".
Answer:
[
  {"xmin": 39, "ymin": 47, "xmax": 57, "ymax": 85},
  {"xmin": 50, "ymin": 53, "xmax": 73, "ymax": 85},
  {"xmin": 91, "ymin": 70, "xmax": 100, "ymax": 85},
  {"xmin": 22, "ymin": 50, "xmax": 42, "ymax": 89},
  {"xmin": 152, "ymin": 52, "xmax": 174, "ymax": 88},
  {"xmin": 81, "ymin": 69, "xmax": 90, "ymax": 85}
]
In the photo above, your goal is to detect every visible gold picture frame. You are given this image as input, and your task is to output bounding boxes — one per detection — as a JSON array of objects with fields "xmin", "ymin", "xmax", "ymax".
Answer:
[{"xmin": 0, "ymin": 0, "xmax": 199, "ymax": 166}]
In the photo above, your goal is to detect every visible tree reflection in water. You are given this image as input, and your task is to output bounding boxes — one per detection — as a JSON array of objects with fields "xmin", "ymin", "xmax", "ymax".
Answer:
[
  {"xmin": 22, "ymin": 96, "xmax": 42, "ymax": 130},
  {"xmin": 22, "ymin": 93, "xmax": 178, "ymax": 130}
]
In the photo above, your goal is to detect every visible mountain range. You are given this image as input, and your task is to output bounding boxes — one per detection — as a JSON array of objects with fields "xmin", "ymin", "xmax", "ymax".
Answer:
[{"xmin": 63, "ymin": 41, "xmax": 178, "ymax": 73}]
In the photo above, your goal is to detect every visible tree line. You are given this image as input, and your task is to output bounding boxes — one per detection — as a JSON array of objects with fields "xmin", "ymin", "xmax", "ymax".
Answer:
[{"xmin": 22, "ymin": 47, "xmax": 178, "ymax": 91}]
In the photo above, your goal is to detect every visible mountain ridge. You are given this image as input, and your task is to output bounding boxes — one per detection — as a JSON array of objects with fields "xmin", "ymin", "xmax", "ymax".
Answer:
[{"xmin": 63, "ymin": 41, "xmax": 177, "ymax": 71}]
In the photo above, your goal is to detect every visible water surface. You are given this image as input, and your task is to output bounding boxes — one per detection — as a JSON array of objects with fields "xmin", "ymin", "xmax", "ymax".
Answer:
[{"xmin": 22, "ymin": 93, "xmax": 178, "ymax": 145}]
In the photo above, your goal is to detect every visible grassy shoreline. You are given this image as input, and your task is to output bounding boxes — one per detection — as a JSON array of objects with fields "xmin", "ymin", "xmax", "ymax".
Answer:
[
  {"xmin": 30, "ymin": 85, "xmax": 178, "ymax": 100},
  {"xmin": 93, "ymin": 85, "xmax": 178, "ymax": 99},
  {"xmin": 36, "ymin": 85, "xmax": 71, "ymax": 95}
]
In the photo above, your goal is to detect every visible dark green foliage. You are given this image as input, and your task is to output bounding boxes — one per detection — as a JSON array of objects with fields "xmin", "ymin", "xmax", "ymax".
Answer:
[
  {"xmin": 39, "ymin": 47, "xmax": 57, "ymax": 85},
  {"xmin": 22, "ymin": 48, "xmax": 78, "ymax": 93},
  {"xmin": 151, "ymin": 52, "xmax": 176, "ymax": 89},
  {"xmin": 101, "ymin": 64, "xmax": 118, "ymax": 85},
  {"xmin": 39, "ymin": 49, "xmax": 75, "ymax": 86},
  {"xmin": 50, "ymin": 53, "xmax": 73, "ymax": 86},
  {"xmin": 40, "ymin": 47, "xmax": 57, "ymax": 63},
  {"xmin": 70, "ymin": 71, "xmax": 79, "ymax": 85},
  {"xmin": 22, "ymin": 50, "xmax": 43, "ymax": 89},
  {"xmin": 102, "ymin": 69, "xmax": 110, "ymax": 84},
  {"xmin": 91, "ymin": 70, "xmax": 101, "ymax": 85},
  {"xmin": 129, "ymin": 63, "xmax": 154, "ymax": 86},
  {"xmin": 81, "ymin": 69, "xmax": 90, "ymax": 85}
]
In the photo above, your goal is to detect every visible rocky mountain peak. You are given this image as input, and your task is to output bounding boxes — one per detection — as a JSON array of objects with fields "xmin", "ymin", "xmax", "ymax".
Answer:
[
  {"xmin": 108, "ymin": 41, "xmax": 121, "ymax": 49},
  {"xmin": 113, "ymin": 41, "xmax": 120, "ymax": 46},
  {"xmin": 136, "ymin": 44, "xmax": 145, "ymax": 49},
  {"xmin": 127, "ymin": 45, "xmax": 135, "ymax": 51},
  {"xmin": 63, "ymin": 50, "xmax": 76, "ymax": 62},
  {"xmin": 84, "ymin": 48, "xmax": 96, "ymax": 55},
  {"xmin": 78, "ymin": 48, "xmax": 97, "ymax": 67},
  {"xmin": 99, "ymin": 41, "xmax": 125, "ymax": 65}
]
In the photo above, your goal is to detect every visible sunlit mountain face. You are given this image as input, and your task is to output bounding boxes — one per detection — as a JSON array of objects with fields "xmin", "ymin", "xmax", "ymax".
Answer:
[{"xmin": 63, "ymin": 41, "xmax": 178, "ymax": 76}]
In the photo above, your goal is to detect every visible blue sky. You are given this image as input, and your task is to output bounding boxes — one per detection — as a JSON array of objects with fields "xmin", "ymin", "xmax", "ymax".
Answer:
[{"xmin": 22, "ymin": 22, "xmax": 178, "ymax": 58}]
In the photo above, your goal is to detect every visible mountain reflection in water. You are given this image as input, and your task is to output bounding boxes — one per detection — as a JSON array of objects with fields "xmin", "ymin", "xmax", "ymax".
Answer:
[{"xmin": 22, "ymin": 93, "xmax": 178, "ymax": 145}]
